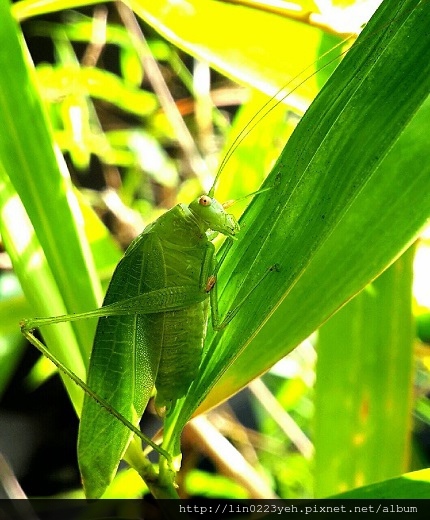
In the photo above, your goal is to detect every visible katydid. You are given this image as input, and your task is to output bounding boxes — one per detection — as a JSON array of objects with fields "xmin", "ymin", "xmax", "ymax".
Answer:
[
  {"xmin": 21, "ymin": 176, "xmax": 276, "ymax": 497},
  {"xmin": 19, "ymin": 8, "xmax": 376, "ymax": 498}
]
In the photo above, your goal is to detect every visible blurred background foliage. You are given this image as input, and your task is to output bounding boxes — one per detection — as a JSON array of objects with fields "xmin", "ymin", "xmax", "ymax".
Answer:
[{"xmin": 0, "ymin": 0, "xmax": 430, "ymax": 501}]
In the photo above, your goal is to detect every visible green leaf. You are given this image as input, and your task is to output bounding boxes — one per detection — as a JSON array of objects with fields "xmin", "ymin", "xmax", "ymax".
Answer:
[
  {"xmin": 332, "ymin": 469, "xmax": 430, "ymax": 499},
  {"xmin": 0, "ymin": 274, "xmax": 27, "ymax": 398},
  {"xmin": 314, "ymin": 249, "xmax": 415, "ymax": 497},
  {"xmin": 166, "ymin": 0, "xmax": 430, "ymax": 438},
  {"xmin": 13, "ymin": 0, "xmax": 343, "ymax": 108},
  {"xmin": 417, "ymin": 313, "xmax": 430, "ymax": 344},
  {"xmin": 36, "ymin": 65, "xmax": 158, "ymax": 117},
  {"xmin": 0, "ymin": 0, "xmax": 101, "ymax": 411},
  {"xmin": 185, "ymin": 470, "xmax": 248, "ymax": 499},
  {"xmin": 131, "ymin": 0, "xmax": 342, "ymax": 105}
]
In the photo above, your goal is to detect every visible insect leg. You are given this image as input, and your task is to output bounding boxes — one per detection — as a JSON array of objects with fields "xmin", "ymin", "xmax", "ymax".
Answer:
[
  {"xmin": 213, "ymin": 237, "xmax": 234, "ymax": 276},
  {"xmin": 19, "ymin": 287, "xmax": 208, "ymax": 459},
  {"xmin": 210, "ymin": 264, "xmax": 280, "ymax": 331},
  {"xmin": 21, "ymin": 326, "xmax": 171, "ymax": 460},
  {"xmin": 200, "ymin": 238, "xmax": 235, "ymax": 293},
  {"xmin": 20, "ymin": 285, "xmax": 207, "ymax": 332}
]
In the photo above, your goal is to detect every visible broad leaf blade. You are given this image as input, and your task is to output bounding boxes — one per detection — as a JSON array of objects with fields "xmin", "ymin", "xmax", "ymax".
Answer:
[
  {"xmin": 13, "ymin": 0, "xmax": 343, "ymax": 108},
  {"xmin": 130, "ymin": 0, "xmax": 341, "ymax": 104},
  {"xmin": 0, "ymin": 163, "xmax": 85, "ymax": 408},
  {"xmin": 314, "ymin": 249, "xmax": 415, "ymax": 496},
  {"xmin": 170, "ymin": 0, "xmax": 430, "ymax": 427},
  {"xmin": 332, "ymin": 469, "xmax": 430, "ymax": 499},
  {"xmin": 0, "ymin": 0, "xmax": 102, "ymax": 407},
  {"xmin": 211, "ymin": 88, "xmax": 430, "ymax": 413}
]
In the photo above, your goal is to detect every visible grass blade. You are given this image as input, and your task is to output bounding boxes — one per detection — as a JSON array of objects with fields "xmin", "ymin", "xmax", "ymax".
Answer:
[
  {"xmin": 315, "ymin": 249, "xmax": 415, "ymax": 496},
  {"xmin": 170, "ymin": 0, "xmax": 430, "ymax": 426}
]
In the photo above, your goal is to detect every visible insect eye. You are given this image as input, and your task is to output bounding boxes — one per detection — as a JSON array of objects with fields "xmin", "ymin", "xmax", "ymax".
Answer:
[{"xmin": 199, "ymin": 195, "xmax": 212, "ymax": 206}]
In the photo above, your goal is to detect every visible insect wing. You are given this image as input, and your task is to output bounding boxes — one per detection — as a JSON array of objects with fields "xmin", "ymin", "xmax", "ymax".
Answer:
[{"xmin": 78, "ymin": 231, "xmax": 165, "ymax": 498}]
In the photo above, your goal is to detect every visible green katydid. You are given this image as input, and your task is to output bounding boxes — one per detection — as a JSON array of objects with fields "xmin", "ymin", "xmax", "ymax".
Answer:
[
  {"xmin": 21, "ymin": 171, "xmax": 278, "ymax": 496},
  {"xmin": 18, "ymin": 1, "xmax": 410, "ymax": 499},
  {"xmin": 19, "ymin": 35, "xmax": 357, "ymax": 499},
  {"xmin": 19, "ymin": 17, "xmax": 344, "ymax": 500}
]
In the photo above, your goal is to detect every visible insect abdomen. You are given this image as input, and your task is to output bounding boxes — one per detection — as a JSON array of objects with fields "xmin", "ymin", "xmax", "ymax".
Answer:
[{"xmin": 153, "ymin": 298, "xmax": 208, "ymax": 414}]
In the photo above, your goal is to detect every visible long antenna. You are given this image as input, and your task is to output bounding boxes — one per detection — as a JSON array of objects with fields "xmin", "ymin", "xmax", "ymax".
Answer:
[
  {"xmin": 208, "ymin": 3, "xmax": 410, "ymax": 198},
  {"xmin": 207, "ymin": 32, "xmax": 357, "ymax": 198}
]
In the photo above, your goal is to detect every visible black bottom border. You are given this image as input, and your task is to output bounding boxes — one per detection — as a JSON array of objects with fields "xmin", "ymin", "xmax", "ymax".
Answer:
[{"xmin": 0, "ymin": 498, "xmax": 429, "ymax": 520}]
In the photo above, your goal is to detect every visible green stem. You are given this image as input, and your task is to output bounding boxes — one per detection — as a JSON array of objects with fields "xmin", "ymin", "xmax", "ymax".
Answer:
[
  {"xmin": 158, "ymin": 408, "xmax": 183, "ymax": 489},
  {"xmin": 124, "ymin": 437, "xmax": 180, "ymax": 499}
]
